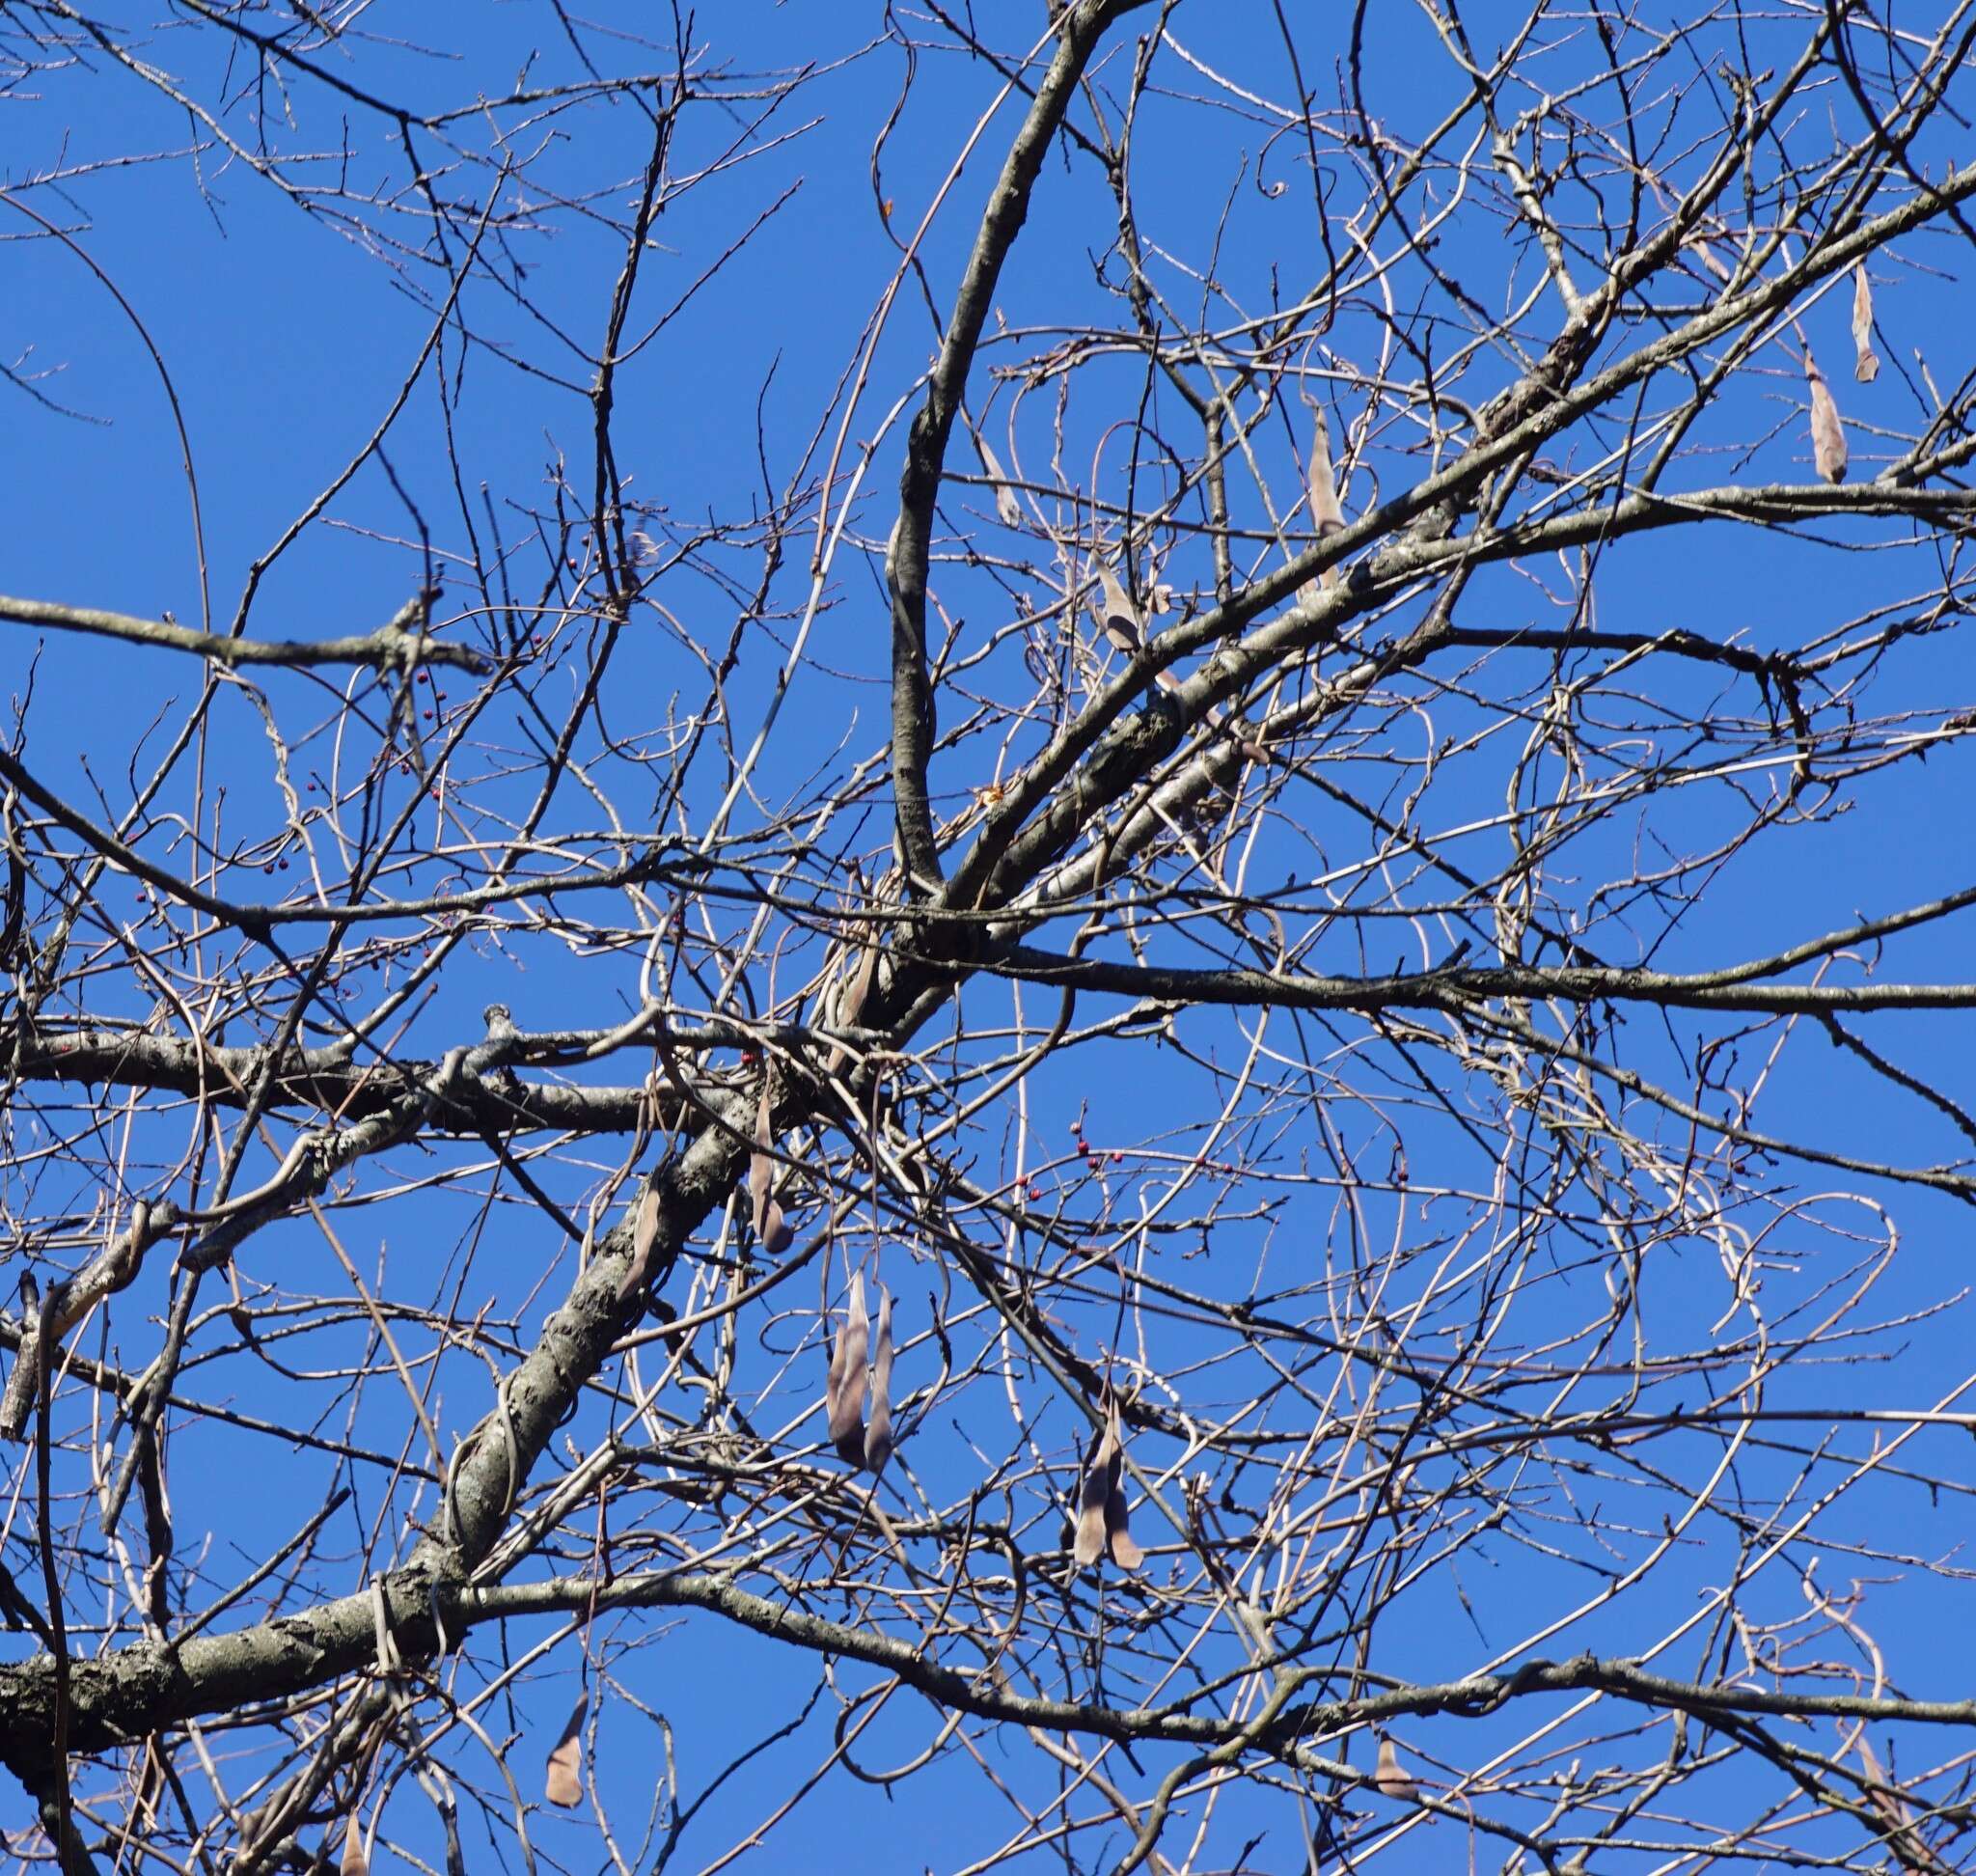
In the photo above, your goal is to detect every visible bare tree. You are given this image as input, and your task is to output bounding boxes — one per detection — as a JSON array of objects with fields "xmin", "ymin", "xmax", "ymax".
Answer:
[{"xmin": 5, "ymin": 3, "xmax": 1976, "ymax": 1871}]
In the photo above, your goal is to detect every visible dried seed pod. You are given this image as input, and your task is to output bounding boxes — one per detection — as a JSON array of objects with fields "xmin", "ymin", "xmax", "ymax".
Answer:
[
  {"xmin": 977, "ymin": 434, "xmax": 1024, "ymax": 529},
  {"xmin": 616, "ymin": 1178, "xmax": 664, "ymax": 1301},
  {"xmin": 1094, "ymin": 563, "xmax": 1142, "ymax": 658},
  {"xmin": 1072, "ymin": 1410, "xmax": 1115, "ymax": 1567},
  {"xmin": 1373, "ymin": 1736, "xmax": 1419, "ymax": 1803},
  {"xmin": 826, "ymin": 1271, "xmax": 870, "ymax": 1463},
  {"xmin": 1095, "ymin": 562, "xmax": 1181, "ymax": 693},
  {"xmin": 1806, "ymin": 351, "xmax": 1848, "ymax": 483},
  {"xmin": 837, "ymin": 935, "xmax": 879, "ymax": 1032},
  {"xmin": 1072, "ymin": 1397, "xmax": 1144, "ymax": 1569},
  {"xmin": 339, "ymin": 1814, "xmax": 370, "ymax": 1876},
  {"xmin": 747, "ymin": 1076, "xmax": 773, "ymax": 1237},
  {"xmin": 864, "ymin": 1287, "xmax": 894, "ymax": 1474},
  {"xmin": 745, "ymin": 1076, "xmax": 794, "ymax": 1255},
  {"xmin": 1852, "ymin": 262, "xmax": 1880, "ymax": 383},
  {"xmin": 1305, "ymin": 405, "xmax": 1346, "ymax": 591},
  {"xmin": 544, "ymin": 1695, "xmax": 586, "ymax": 1808},
  {"xmin": 1101, "ymin": 1399, "xmax": 1144, "ymax": 1569}
]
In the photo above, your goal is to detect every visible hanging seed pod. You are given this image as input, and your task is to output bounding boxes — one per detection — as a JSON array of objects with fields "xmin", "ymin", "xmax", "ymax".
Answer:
[
  {"xmin": 616, "ymin": 1178, "xmax": 664, "ymax": 1301},
  {"xmin": 1373, "ymin": 1736, "xmax": 1419, "ymax": 1803},
  {"xmin": 1304, "ymin": 405, "xmax": 1346, "ymax": 597},
  {"xmin": 1072, "ymin": 1411, "xmax": 1114, "ymax": 1567},
  {"xmin": 977, "ymin": 433, "xmax": 1025, "ymax": 529},
  {"xmin": 339, "ymin": 1813, "xmax": 370, "ymax": 1876},
  {"xmin": 1852, "ymin": 262, "xmax": 1880, "ymax": 383},
  {"xmin": 1100, "ymin": 1399, "xmax": 1143, "ymax": 1568},
  {"xmin": 826, "ymin": 1271, "xmax": 870, "ymax": 1463},
  {"xmin": 746, "ymin": 1076, "xmax": 793, "ymax": 1255},
  {"xmin": 1072, "ymin": 1397, "xmax": 1143, "ymax": 1569},
  {"xmin": 1806, "ymin": 350, "xmax": 1848, "ymax": 483},
  {"xmin": 544, "ymin": 1695, "xmax": 586, "ymax": 1807},
  {"xmin": 747, "ymin": 1077, "xmax": 773, "ymax": 1236},
  {"xmin": 1095, "ymin": 563, "xmax": 1181, "ymax": 692},
  {"xmin": 864, "ymin": 1287, "xmax": 894, "ymax": 1474},
  {"xmin": 1095, "ymin": 563, "xmax": 1142, "ymax": 659},
  {"xmin": 837, "ymin": 935, "xmax": 878, "ymax": 1032}
]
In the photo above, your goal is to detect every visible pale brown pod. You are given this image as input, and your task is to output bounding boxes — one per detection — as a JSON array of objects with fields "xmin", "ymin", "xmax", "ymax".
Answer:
[
  {"xmin": 1072, "ymin": 1398, "xmax": 1143, "ymax": 1569},
  {"xmin": 544, "ymin": 1694, "xmax": 586, "ymax": 1807},
  {"xmin": 837, "ymin": 935, "xmax": 879, "ymax": 1032},
  {"xmin": 1806, "ymin": 351, "xmax": 1848, "ymax": 483},
  {"xmin": 1852, "ymin": 262, "xmax": 1880, "ymax": 383},
  {"xmin": 616, "ymin": 1178, "xmax": 664, "ymax": 1301},
  {"xmin": 1373, "ymin": 1736, "xmax": 1419, "ymax": 1803},
  {"xmin": 1072, "ymin": 1409, "xmax": 1116, "ymax": 1567},
  {"xmin": 339, "ymin": 1813, "xmax": 370, "ymax": 1876},
  {"xmin": 863, "ymin": 1287, "xmax": 894, "ymax": 1474},
  {"xmin": 1096, "ymin": 563, "xmax": 1181, "ymax": 692},
  {"xmin": 1306, "ymin": 405, "xmax": 1346, "ymax": 585},
  {"xmin": 1101, "ymin": 1399, "xmax": 1144, "ymax": 1568},
  {"xmin": 977, "ymin": 434, "xmax": 1025, "ymax": 529},
  {"xmin": 826, "ymin": 1271, "xmax": 869, "ymax": 1463},
  {"xmin": 747, "ymin": 1076, "xmax": 773, "ymax": 1238},
  {"xmin": 1095, "ymin": 563, "xmax": 1142, "ymax": 658}
]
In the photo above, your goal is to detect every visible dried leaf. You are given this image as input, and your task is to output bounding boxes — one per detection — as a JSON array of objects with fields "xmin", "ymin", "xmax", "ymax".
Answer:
[
  {"xmin": 978, "ymin": 435, "xmax": 1024, "ymax": 529},
  {"xmin": 863, "ymin": 1287, "xmax": 894, "ymax": 1474},
  {"xmin": 1806, "ymin": 352, "xmax": 1848, "ymax": 483},
  {"xmin": 826, "ymin": 1271, "xmax": 869, "ymax": 1463},
  {"xmin": 747, "ymin": 1077, "xmax": 773, "ymax": 1237},
  {"xmin": 339, "ymin": 1815, "xmax": 370, "ymax": 1876},
  {"xmin": 1373, "ymin": 1736, "xmax": 1419, "ymax": 1803},
  {"xmin": 1852, "ymin": 262, "xmax": 1880, "ymax": 383},
  {"xmin": 544, "ymin": 1695, "xmax": 586, "ymax": 1808},
  {"xmin": 615, "ymin": 1178, "xmax": 663, "ymax": 1301}
]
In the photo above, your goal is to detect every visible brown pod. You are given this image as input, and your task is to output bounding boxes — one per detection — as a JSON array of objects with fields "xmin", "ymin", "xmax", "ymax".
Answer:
[
  {"xmin": 1373, "ymin": 1736, "xmax": 1419, "ymax": 1803},
  {"xmin": 1806, "ymin": 350, "xmax": 1848, "ymax": 483},
  {"xmin": 544, "ymin": 1694, "xmax": 586, "ymax": 1807},
  {"xmin": 1852, "ymin": 262, "xmax": 1880, "ymax": 383},
  {"xmin": 864, "ymin": 1288, "xmax": 894, "ymax": 1474},
  {"xmin": 825, "ymin": 1272, "xmax": 869, "ymax": 1463},
  {"xmin": 1101, "ymin": 1399, "xmax": 1143, "ymax": 1567}
]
